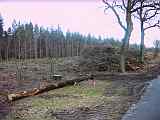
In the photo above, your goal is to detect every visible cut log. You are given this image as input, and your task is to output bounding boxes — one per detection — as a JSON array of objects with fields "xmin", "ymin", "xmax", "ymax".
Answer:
[{"xmin": 8, "ymin": 75, "xmax": 91, "ymax": 101}]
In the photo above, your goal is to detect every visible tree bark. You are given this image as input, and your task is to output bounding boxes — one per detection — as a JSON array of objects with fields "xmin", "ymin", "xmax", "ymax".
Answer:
[
  {"xmin": 120, "ymin": 0, "xmax": 133, "ymax": 73},
  {"xmin": 18, "ymin": 39, "xmax": 21, "ymax": 60},
  {"xmin": 34, "ymin": 38, "xmax": 37, "ymax": 59},
  {"xmin": 24, "ymin": 39, "xmax": 27, "ymax": 59},
  {"xmin": 139, "ymin": 1, "xmax": 145, "ymax": 63},
  {"xmin": 140, "ymin": 22, "xmax": 145, "ymax": 63},
  {"xmin": 120, "ymin": 30, "xmax": 132, "ymax": 73},
  {"xmin": 7, "ymin": 75, "xmax": 91, "ymax": 101}
]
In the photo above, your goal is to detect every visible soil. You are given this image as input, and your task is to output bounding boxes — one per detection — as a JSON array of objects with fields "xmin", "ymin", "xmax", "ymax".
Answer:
[{"xmin": 0, "ymin": 57, "xmax": 159, "ymax": 120}]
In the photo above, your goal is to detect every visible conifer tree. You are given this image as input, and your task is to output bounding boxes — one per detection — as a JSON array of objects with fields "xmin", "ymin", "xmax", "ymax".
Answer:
[{"xmin": 0, "ymin": 14, "xmax": 3, "ymax": 37}]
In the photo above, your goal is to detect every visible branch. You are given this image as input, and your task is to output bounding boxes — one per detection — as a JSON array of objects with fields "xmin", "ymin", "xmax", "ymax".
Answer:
[
  {"xmin": 133, "ymin": 0, "xmax": 160, "ymax": 29},
  {"xmin": 131, "ymin": 2, "xmax": 160, "ymax": 13},
  {"xmin": 144, "ymin": 20, "xmax": 160, "ymax": 30},
  {"xmin": 145, "ymin": 10, "xmax": 158, "ymax": 20},
  {"xmin": 103, "ymin": 0, "xmax": 127, "ymax": 31},
  {"xmin": 112, "ymin": 4, "xmax": 125, "ymax": 12},
  {"xmin": 122, "ymin": 0, "xmax": 127, "ymax": 9},
  {"xmin": 143, "ymin": 6, "xmax": 160, "ymax": 22},
  {"xmin": 132, "ymin": 11, "xmax": 140, "ymax": 20},
  {"xmin": 131, "ymin": 0, "xmax": 140, "ymax": 10}
]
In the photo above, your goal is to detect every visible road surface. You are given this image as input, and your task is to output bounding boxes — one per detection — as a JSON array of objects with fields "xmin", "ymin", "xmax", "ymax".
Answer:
[{"xmin": 122, "ymin": 76, "xmax": 160, "ymax": 120}]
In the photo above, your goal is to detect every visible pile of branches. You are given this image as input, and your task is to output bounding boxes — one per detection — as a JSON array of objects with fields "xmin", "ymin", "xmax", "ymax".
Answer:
[
  {"xmin": 126, "ymin": 49, "xmax": 144, "ymax": 72},
  {"xmin": 79, "ymin": 45, "xmax": 120, "ymax": 72},
  {"xmin": 79, "ymin": 45, "xmax": 144, "ymax": 72}
]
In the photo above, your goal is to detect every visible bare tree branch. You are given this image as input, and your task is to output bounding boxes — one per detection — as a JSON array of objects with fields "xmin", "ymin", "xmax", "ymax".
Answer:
[
  {"xmin": 131, "ymin": 0, "xmax": 140, "ymax": 10},
  {"xmin": 122, "ymin": 0, "xmax": 127, "ymax": 9},
  {"xmin": 103, "ymin": 0, "xmax": 127, "ymax": 31},
  {"xmin": 144, "ymin": 20, "xmax": 160, "ymax": 30},
  {"xmin": 131, "ymin": 2, "xmax": 160, "ymax": 13},
  {"xmin": 145, "ymin": 10, "xmax": 158, "ymax": 20},
  {"xmin": 133, "ymin": 0, "xmax": 160, "ymax": 29},
  {"xmin": 132, "ymin": 11, "xmax": 140, "ymax": 19}
]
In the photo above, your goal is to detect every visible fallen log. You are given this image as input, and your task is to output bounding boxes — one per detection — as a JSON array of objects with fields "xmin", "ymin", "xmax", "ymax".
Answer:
[{"xmin": 8, "ymin": 75, "xmax": 91, "ymax": 101}]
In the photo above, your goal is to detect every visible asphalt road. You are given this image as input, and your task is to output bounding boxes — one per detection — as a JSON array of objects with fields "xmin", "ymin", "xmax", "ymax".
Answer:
[{"xmin": 122, "ymin": 76, "xmax": 160, "ymax": 120}]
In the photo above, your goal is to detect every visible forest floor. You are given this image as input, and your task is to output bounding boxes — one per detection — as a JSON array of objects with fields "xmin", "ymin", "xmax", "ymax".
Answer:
[{"xmin": 0, "ymin": 57, "xmax": 160, "ymax": 120}]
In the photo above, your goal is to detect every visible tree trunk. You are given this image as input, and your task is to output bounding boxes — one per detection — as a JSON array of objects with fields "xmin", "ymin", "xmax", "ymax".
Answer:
[
  {"xmin": 40, "ymin": 39, "xmax": 42, "ymax": 58},
  {"xmin": 120, "ymin": 31, "xmax": 130, "ymax": 73},
  {"xmin": 18, "ymin": 39, "xmax": 21, "ymax": 60},
  {"xmin": 140, "ymin": 23, "xmax": 145, "ymax": 63},
  {"xmin": 8, "ymin": 75, "xmax": 91, "ymax": 101},
  {"xmin": 6, "ymin": 37, "xmax": 10, "ymax": 62},
  {"xmin": 120, "ymin": 28, "xmax": 133, "ymax": 73},
  {"xmin": 34, "ymin": 38, "xmax": 37, "ymax": 59},
  {"xmin": 30, "ymin": 38, "xmax": 32, "ymax": 59},
  {"xmin": 14, "ymin": 35, "xmax": 16, "ymax": 59},
  {"xmin": 45, "ymin": 38, "xmax": 48, "ymax": 58},
  {"xmin": 24, "ymin": 39, "xmax": 27, "ymax": 59},
  {"xmin": 120, "ymin": 0, "xmax": 133, "ymax": 73},
  {"xmin": 139, "ymin": 1, "xmax": 145, "ymax": 63}
]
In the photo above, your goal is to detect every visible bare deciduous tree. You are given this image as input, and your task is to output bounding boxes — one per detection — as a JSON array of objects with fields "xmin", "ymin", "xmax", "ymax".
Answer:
[
  {"xmin": 103, "ymin": 0, "xmax": 136, "ymax": 72},
  {"xmin": 134, "ymin": 0, "xmax": 160, "ymax": 63}
]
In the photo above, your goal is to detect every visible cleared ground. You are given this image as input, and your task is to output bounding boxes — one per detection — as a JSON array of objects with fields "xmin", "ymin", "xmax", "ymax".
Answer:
[
  {"xmin": 6, "ymin": 80, "xmax": 134, "ymax": 120},
  {"xmin": 0, "ymin": 57, "xmax": 159, "ymax": 120}
]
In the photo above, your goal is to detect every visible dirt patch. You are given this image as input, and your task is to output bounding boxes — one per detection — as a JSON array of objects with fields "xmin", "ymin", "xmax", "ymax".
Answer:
[{"xmin": 50, "ymin": 97, "xmax": 133, "ymax": 120}]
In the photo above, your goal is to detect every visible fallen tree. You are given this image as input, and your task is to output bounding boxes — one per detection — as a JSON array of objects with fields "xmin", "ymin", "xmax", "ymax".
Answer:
[{"xmin": 8, "ymin": 75, "xmax": 91, "ymax": 101}]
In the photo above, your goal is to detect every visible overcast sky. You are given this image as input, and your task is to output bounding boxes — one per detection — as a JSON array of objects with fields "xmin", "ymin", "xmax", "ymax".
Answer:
[{"xmin": 0, "ymin": 0, "xmax": 160, "ymax": 47}]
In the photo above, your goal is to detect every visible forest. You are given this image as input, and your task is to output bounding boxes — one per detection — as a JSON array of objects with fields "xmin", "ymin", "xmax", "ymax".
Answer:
[{"xmin": 0, "ymin": 17, "xmax": 124, "ymax": 60}]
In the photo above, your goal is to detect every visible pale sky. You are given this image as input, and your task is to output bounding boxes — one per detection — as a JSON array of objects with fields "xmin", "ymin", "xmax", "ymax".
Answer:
[{"xmin": 0, "ymin": 0, "xmax": 160, "ymax": 47}]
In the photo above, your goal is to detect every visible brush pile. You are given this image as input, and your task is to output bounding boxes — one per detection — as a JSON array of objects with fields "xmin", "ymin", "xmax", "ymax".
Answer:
[
  {"xmin": 79, "ymin": 45, "xmax": 120, "ymax": 72},
  {"xmin": 79, "ymin": 45, "xmax": 145, "ymax": 72}
]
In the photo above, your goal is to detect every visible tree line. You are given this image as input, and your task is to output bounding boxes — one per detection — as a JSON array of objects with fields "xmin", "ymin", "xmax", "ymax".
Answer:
[{"xmin": 0, "ymin": 17, "xmax": 119, "ymax": 60}]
